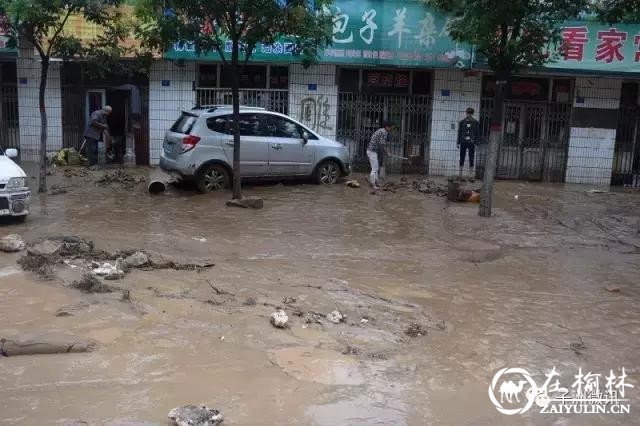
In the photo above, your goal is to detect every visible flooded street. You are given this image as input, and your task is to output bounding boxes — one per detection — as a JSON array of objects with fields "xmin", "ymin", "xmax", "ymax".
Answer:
[{"xmin": 1, "ymin": 166, "xmax": 639, "ymax": 425}]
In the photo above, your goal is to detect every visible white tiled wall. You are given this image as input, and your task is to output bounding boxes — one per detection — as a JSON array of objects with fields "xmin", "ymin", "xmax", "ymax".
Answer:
[
  {"xmin": 149, "ymin": 60, "xmax": 196, "ymax": 164},
  {"xmin": 428, "ymin": 69, "xmax": 482, "ymax": 176},
  {"xmin": 573, "ymin": 77, "xmax": 621, "ymax": 109},
  {"xmin": 288, "ymin": 64, "xmax": 338, "ymax": 141},
  {"xmin": 566, "ymin": 128, "xmax": 616, "ymax": 185},
  {"xmin": 17, "ymin": 48, "xmax": 63, "ymax": 161},
  {"xmin": 566, "ymin": 77, "xmax": 621, "ymax": 185}
]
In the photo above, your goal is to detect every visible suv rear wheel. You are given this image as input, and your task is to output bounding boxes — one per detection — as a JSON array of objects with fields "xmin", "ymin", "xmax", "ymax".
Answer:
[
  {"xmin": 197, "ymin": 164, "xmax": 230, "ymax": 193},
  {"xmin": 315, "ymin": 160, "xmax": 341, "ymax": 185}
]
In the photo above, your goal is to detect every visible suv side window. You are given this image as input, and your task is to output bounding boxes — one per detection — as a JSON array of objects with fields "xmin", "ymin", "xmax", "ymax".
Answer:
[
  {"xmin": 229, "ymin": 113, "xmax": 265, "ymax": 137},
  {"xmin": 206, "ymin": 116, "xmax": 228, "ymax": 134},
  {"xmin": 207, "ymin": 114, "xmax": 266, "ymax": 137},
  {"xmin": 262, "ymin": 115, "xmax": 303, "ymax": 139}
]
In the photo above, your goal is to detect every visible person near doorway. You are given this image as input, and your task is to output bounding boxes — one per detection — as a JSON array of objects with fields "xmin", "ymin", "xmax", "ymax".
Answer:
[
  {"xmin": 457, "ymin": 107, "xmax": 480, "ymax": 176},
  {"xmin": 82, "ymin": 105, "xmax": 112, "ymax": 166},
  {"xmin": 367, "ymin": 120, "xmax": 394, "ymax": 189}
]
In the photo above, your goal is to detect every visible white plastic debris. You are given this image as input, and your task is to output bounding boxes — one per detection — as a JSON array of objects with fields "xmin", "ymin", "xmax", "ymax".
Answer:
[
  {"xmin": 92, "ymin": 262, "xmax": 124, "ymax": 279},
  {"xmin": 168, "ymin": 405, "xmax": 223, "ymax": 426},
  {"xmin": 270, "ymin": 309, "xmax": 289, "ymax": 328},
  {"xmin": 360, "ymin": 318, "xmax": 369, "ymax": 324},
  {"xmin": 63, "ymin": 259, "xmax": 78, "ymax": 269},
  {"xmin": 0, "ymin": 234, "xmax": 25, "ymax": 252},
  {"xmin": 192, "ymin": 237, "xmax": 208, "ymax": 243},
  {"xmin": 326, "ymin": 310, "xmax": 345, "ymax": 324}
]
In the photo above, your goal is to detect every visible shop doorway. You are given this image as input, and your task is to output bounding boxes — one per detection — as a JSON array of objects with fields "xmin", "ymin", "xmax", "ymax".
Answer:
[
  {"xmin": 477, "ymin": 77, "xmax": 573, "ymax": 182},
  {"xmin": 336, "ymin": 68, "xmax": 432, "ymax": 174},
  {"xmin": 61, "ymin": 63, "xmax": 149, "ymax": 165}
]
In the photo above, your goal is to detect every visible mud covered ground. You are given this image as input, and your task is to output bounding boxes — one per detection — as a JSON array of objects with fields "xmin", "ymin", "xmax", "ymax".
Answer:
[{"xmin": 0, "ymin": 165, "xmax": 639, "ymax": 425}]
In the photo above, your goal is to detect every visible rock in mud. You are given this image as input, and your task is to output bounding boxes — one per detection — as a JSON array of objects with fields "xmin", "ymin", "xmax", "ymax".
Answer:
[
  {"xmin": 303, "ymin": 313, "xmax": 324, "ymax": 324},
  {"xmin": 243, "ymin": 296, "xmax": 257, "ymax": 306},
  {"xmin": 17, "ymin": 254, "xmax": 55, "ymax": 278},
  {"xmin": 0, "ymin": 234, "xmax": 25, "ymax": 252},
  {"xmin": 28, "ymin": 239, "xmax": 63, "ymax": 256},
  {"xmin": 270, "ymin": 309, "xmax": 289, "ymax": 328},
  {"xmin": 405, "ymin": 323, "xmax": 427, "ymax": 337},
  {"xmin": 168, "ymin": 405, "xmax": 223, "ymax": 426},
  {"xmin": 55, "ymin": 302, "xmax": 91, "ymax": 317},
  {"xmin": 72, "ymin": 274, "xmax": 117, "ymax": 293},
  {"xmin": 226, "ymin": 197, "xmax": 264, "ymax": 209},
  {"xmin": 124, "ymin": 251, "xmax": 149, "ymax": 267},
  {"xmin": 346, "ymin": 180, "xmax": 361, "ymax": 188},
  {"xmin": 49, "ymin": 184, "xmax": 69, "ymax": 195},
  {"xmin": 282, "ymin": 296, "xmax": 297, "ymax": 305},
  {"xmin": 342, "ymin": 345, "xmax": 361, "ymax": 355},
  {"xmin": 0, "ymin": 333, "xmax": 98, "ymax": 356},
  {"xmin": 326, "ymin": 310, "xmax": 345, "ymax": 324}
]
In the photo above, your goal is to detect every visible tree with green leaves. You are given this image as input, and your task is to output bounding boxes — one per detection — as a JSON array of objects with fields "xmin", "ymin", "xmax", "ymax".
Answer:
[
  {"xmin": 595, "ymin": 0, "xmax": 640, "ymax": 23},
  {"xmin": 1, "ymin": 0, "xmax": 135, "ymax": 193},
  {"xmin": 136, "ymin": 0, "xmax": 333, "ymax": 200},
  {"xmin": 425, "ymin": 0, "xmax": 586, "ymax": 216}
]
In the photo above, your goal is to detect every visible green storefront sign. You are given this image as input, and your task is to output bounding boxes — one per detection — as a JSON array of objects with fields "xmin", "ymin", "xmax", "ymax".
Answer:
[
  {"xmin": 165, "ymin": 1, "xmax": 640, "ymax": 73},
  {"xmin": 165, "ymin": 0, "xmax": 472, "ymax": 68},
  {"xmin": 546, "ymin": 20, "xmax": 640, "ymax": 73}
]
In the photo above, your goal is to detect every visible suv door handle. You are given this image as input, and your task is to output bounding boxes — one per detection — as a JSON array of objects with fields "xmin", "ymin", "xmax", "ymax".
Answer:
[
  {"xmin": 224, "ymin": 141, "xmax": 234, "ymax": 146},
  {"xmin": 271, "ymin": 144, "xmax": 282, "ymax": 150}
]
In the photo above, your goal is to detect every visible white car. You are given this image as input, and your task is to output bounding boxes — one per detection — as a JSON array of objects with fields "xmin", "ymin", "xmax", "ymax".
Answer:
[{"xmin": 0, "ymin": 148, "xmax": 30, "ymax": 222}]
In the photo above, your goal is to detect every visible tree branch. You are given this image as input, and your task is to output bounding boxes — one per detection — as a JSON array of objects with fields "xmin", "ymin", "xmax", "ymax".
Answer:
[
  {"xmin": 512, "ymin": 17, "xmax": 522, "ymax": 43},
  {"xmin": 499, "ymin": 23, "xmax": 508, "ymax": 49},
  {"xmin": 46, "ymin": 7, "xmax": 73, "ymax": 57}
]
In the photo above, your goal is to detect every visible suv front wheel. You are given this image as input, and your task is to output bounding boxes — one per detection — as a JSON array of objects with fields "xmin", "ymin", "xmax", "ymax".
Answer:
[
  {"xmin": 315, "ymin": 160, "xmax": 341, "ymax": 185},
  {"xmin": 197, "ymin": 164, "xmax": 230, "ymax": 193}
]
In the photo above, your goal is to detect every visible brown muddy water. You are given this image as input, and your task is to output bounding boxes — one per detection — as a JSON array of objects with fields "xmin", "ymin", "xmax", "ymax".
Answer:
[{"xmin": 1, "ymin": 166, "xmax": 639, "ymax": 425}]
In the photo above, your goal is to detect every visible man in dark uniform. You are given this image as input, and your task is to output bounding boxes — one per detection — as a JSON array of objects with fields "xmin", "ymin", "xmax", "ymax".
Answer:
[{"xmin": 457, "ymin": 107, "xmax": 480, "ymax": 177}]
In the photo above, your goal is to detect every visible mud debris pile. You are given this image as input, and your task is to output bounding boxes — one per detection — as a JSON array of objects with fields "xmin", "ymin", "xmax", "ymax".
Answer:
[
  {"xmin": 63, "ymin": 167, "xmax": 90, "ymax": 178},
  {"xmin": 411, "ymin": 178, "xmax": 448, "ymax": 196},
  {"xmin": 95, "ymin": 169, "xmax": 146, "ymax": 190},
  {"xmin": 15, "ymin": 236, "xmax": 214, "ymax": 282}
]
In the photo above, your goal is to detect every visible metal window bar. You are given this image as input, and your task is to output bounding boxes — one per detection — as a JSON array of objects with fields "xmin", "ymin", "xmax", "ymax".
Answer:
[
  {"xmin": 612, "ymin": 105, "xmax": 640, "ymax": 187},
  {"xmin": 195, "ymin": 88, "xmax": 289, "ymax": 115},
  {"xmin": 476, "ymin": 98, "xmax": 572, "ymax": 182}
]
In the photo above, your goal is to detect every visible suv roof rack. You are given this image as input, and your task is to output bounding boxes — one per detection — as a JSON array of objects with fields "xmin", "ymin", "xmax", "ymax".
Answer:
[{"xmin": 192, "ymin": 104, "xmax": 267, "ymax": 113}]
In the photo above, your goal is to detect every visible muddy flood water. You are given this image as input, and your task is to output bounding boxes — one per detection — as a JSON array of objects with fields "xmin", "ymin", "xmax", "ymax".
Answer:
[{"xmin": 1, "ymin": 166, "xmax": 639, "ymax": 425}]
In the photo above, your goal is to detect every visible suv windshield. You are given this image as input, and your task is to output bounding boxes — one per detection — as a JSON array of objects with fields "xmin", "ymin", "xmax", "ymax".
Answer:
[{"xmin": 171, "ymin": 113, "xmax": 197, "ymax": 134}]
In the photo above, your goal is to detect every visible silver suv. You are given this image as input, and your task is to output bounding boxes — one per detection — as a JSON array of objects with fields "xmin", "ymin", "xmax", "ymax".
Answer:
[{"xmin": 160, "ymin": 106, "xmax": 351, "ymax": 192}]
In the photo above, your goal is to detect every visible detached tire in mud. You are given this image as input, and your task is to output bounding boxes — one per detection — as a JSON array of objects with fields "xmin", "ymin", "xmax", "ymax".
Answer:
[
  {"xmin": 315, "ymin": 160, "xmax": 341, "ymax": 185},
  {"xmin": 197, "ymin": 164, "xmax": 230, "ymax": 193}
]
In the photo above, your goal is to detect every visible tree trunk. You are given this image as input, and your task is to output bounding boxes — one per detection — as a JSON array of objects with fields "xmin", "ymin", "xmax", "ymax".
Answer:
[
  {"xmin": 478, "ymin": 79, "xmax": 507, "ymax": 217},
  {"xmin": 230, "ymin": 41, "xmax": 242, "ymax": 200},
  {"xmin": 38, "ymin": 57, "xmax": 50, "ymax": 193}
]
